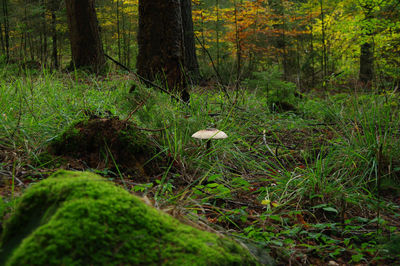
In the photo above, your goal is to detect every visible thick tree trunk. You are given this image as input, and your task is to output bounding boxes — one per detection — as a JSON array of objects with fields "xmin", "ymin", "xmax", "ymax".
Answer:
[
  {"xmin": 137, "ymin": 0, "xmax": 189, "ymax": 101},
  {"xmin": 65, "ymin": 0, "xmax": 105, "ymax": 73},
  {"xmin": 181, "ymin": 0, "xmax": 199, "ymax": 83}
]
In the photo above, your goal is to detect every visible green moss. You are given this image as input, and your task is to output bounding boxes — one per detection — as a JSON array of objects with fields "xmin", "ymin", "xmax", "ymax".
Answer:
[{"xmin": 0, "ymin": 171, "xmax": 258, "ymax": 265}]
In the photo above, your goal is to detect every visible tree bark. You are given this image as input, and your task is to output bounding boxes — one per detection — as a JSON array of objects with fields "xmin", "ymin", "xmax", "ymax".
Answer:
[
  {"xmin": 2, "ymin": 0, "xmax": 10, "ymax": 62},
  {"xmin": 50, "ymin": 0, "xmax": 59, "ymax": 68},
  {"xmin": 65, "ymin": 0, "xmax": 105, "ymax": 73},
  {"xmin": 320, "ymin": 0, "xmax": 327, "ymax": 89},
  {"xmin": 51, "ymin": 9, "xmax": 58, "ymax": 69},
  {"xmin": 116, "ymin": 0, "xmax": 121, "ymax": 62},
  {"xmin": 181, "ymin": 0, "xmax": 199, "ymax": 83},
  {"xmin": 137, "ymin": 0, "xmax": 189, "ymax": 102},
  {"xmin": 42, "ymin": 0, "xmax": 48, "ymax": 67},
  {"xmin": 359, "ymin": 11, "xmax": 374, "ymax": 85},
  {"xmin": 359, "ymin": 42, "xmax": 373, "ymax": 84}
]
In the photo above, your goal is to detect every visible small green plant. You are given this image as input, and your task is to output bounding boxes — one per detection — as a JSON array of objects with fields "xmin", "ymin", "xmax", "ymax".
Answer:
[{"xmin": 243, "ymin": 66, "xmax": 298, "ymax": 111}]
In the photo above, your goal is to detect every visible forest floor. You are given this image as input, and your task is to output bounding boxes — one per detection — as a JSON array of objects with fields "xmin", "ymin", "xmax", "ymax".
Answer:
[{"xmin": 1, "ymin": 70, "xmax": 400, "ymax": 265}]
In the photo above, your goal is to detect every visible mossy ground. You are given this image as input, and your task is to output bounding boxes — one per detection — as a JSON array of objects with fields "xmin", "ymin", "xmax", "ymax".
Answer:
[
  {"xmin": 1, "ymin": 73, "xmax": 399, "ymax": 264},
  {"xmin": 0, "ymin": 170, "xmax": 258, "ymax": 265}
]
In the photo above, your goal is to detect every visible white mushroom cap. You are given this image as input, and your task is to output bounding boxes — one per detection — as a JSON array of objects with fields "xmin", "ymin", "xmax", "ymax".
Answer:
[{"xmin": 192, "ymin": 128, "xmax": 228, "ymax": 140}]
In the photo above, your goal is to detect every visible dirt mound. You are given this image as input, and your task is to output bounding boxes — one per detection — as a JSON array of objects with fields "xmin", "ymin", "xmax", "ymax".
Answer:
[{"xmin": 48, "ymin": 117, "xmax": 159, "ymax": 179}]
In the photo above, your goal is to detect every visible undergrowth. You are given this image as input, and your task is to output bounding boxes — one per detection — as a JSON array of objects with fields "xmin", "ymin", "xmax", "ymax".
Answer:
[{"xmin": 0, "ymin": 70, "xmax": 399, "ymax": 264}]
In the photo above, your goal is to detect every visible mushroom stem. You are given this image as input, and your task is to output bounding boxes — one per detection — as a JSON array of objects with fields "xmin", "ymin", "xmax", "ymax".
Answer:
[{"xmin": 206, "ymin": 140, "xmax": 211, "ymax": 150}]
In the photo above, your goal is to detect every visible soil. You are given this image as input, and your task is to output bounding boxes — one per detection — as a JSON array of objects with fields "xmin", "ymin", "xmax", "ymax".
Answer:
[{"xmin": 45, "ymin": 117, "xmax": 162, "ymax": 182}]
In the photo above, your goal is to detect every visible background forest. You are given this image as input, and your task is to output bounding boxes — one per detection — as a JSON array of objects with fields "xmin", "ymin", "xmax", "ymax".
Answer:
[
  {"xmin": 1, "ymin": 0, "xmax": 400, "ymax": 265},
  {"xmin": 0, "ymin": 0, "xmax": 399, "ymax": 87}
]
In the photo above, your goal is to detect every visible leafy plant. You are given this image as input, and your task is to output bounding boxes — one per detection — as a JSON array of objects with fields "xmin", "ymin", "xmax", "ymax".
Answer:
[{"xmin": 243, "ymin": 67, "xmax": 298, "ymax": 112}]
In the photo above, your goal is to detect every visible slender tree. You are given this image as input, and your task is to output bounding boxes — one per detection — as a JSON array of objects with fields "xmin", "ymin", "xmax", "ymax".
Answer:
[
  {"xmin": 2, "ymin": 0, "xmax": 10, "ymax": 62},
  {"xmin": 320, "ymin": 0, "xmax": 327, "ymax": 88},
  {"xmin": 359, "ymin": 3, "xmax": 374, "ymax": 85},
  {"xmin": 41, "ymin": 0, "xmax": 48, "ymax": 66},
  {"xmin": 50, "ymin": 0, "xmax": 58, "ymax": 69},
  {"xmin": 116, "ymin": 0, "xmax": 121, "ymax": 62},
  {"xmin": 215, "ymin": 0, "xmax": 220, "ymax": 69},
  {"xmin": 234, "ymin": 0, "xmax": 241, "ymax": 86}
]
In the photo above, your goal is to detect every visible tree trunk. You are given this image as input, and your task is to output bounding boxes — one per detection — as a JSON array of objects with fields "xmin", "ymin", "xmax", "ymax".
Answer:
[
  {"xmin": 137, "ymin": 0, "xmax": 189, "ymax": 102},
  {"xmin": 65, "ymin": 0, "xmax": 105, "ymax": 73},
  {"xmin": 0, "ymin": 19, "xmax": 4, "ymax": 55},
  {"xmin": 359, "ymin": 42, "xmax": 373, "ymax": 84},
  {"xmin": 359, "ymin": 11, "xmax": 374, "ymax": 85},
  {"xmin": 320, "ymin": 0, "xmax": 327, "ymax": 89},
  {"xmin": 51, "ymin": 9, "xmax": 58, "ymax": 69},
  {"xmin": 181, "ymin": 0, "xmax": 199, "ymax": 83},
  {"xmin": 215, "ymin": 0, "xmax": 220, "ymax": 69},
  {"xmin": 2, "ymin": 0, "xmax": 10, "ymax": 62},
  {"xmin": 116, "ymin": 0, "xmax": 121, "ymax": 62},
  {"xmin": 310, "ymin": 16, "xmax": 315, "ymax": 88},
  {"xmin": 42, "ymin": 0, "xmax": 48, "ymax": 67},
  {"xmin": 234, "ymin": 0, "xmax": 242, "ymax": 87}
]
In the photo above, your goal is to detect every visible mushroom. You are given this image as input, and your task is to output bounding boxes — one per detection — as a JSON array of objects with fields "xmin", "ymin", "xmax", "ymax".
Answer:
[{"xmin": 192, "ymin": 128, "xmax": 228, "ymax": 150}]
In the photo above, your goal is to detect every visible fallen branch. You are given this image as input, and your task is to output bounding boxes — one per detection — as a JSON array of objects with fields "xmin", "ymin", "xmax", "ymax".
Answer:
[
  {"xmin": 194, "ymin": 35, "xmax": 231, "ymax": 102},
  {"xmin": 132, "ymin": 124, "xmax": 169, "ymax": 132},
  {"xmin": 123, "ymin": 94, "xmax": 150, "ymax": 122},
  {"xmin": 104, "ymin": 53, "xmax": 183, "ymax": 103}
]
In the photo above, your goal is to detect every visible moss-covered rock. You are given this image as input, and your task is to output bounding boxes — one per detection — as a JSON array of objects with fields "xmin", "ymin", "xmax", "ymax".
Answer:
[{"xmin": 0, "ymin": 170, "xmax": 258, "ymax": 265}]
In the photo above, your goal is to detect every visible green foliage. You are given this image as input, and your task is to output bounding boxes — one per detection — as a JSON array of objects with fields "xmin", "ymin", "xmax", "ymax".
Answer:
[
  {"xmin": 0, "ymin": 196, "xmax": 4, "ymax": 219},
  {"xmin": 243, "ymin": 67, "xmax": 298, "ymax": 111},
  {"xmin": 385, "ymin": 234, "xmax": 400, "ymax": 258}
]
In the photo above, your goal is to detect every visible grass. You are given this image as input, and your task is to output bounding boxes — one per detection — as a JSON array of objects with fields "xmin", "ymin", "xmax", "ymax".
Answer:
[{"xmin": 0, "ymin": 69, "xmax": 400, "ymax": 264}]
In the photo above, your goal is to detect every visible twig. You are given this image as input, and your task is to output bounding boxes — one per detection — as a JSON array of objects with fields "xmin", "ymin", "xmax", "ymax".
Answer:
[
  {"xmin": 4, "ymin": 171, "xmax": 25, "ymax": 186},
  {"xmin": 262, "ymin": 130, "xmax": 276, "ymax": 157},
  {"xmin": 197, "ymin": 187, "xmax": 262, "ymax": 209},
  {"xmin": 194, "ymin": 35, "xmax": 231, "ymax": 102},
  {"xmin": 123, "ymin": 95, "xmax": 169, "ymax": 132},
  {"xmin": 376, "ymin": 143, "xmax": 383, "ymax": 234},
  {"xmin": 132, "ymin": 124, "xmax": 169, "ymax": 132},
  {"xmin": 123, "ymin": 95, "xmax": 150, "ymax": 122},
  {"xmin": 104, "ymin": 53, "xmax": 183, "ymax": 103},
  {"xmin": 11, "ymin": 87, "xmax": 23, "ymax": 139},
  {"xmin": 194, "ymin": 35, "xmax": 223, "ymax": 85},
  {"xmin": 306, "ymin": 123, "xmax": 336, "ymax": 126}
]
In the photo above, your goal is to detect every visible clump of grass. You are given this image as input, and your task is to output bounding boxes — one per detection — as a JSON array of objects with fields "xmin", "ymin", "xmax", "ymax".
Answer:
[{"xmin": 0, "ymin": 69, "xmax": 132, "ymax": 156}]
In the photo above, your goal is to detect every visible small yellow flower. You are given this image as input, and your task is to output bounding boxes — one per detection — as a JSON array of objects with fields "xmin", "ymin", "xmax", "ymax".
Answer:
[
  {"xmin": 271, "ymin": 201, "xmax": 279, "ymax": 207},
  {"xmin": 261, "ymin": 199, "xmax": 270, "ymax": 205},
  {"xmin": 261, "ymin": 199, "xmax": 279, "ymax": 207}
]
